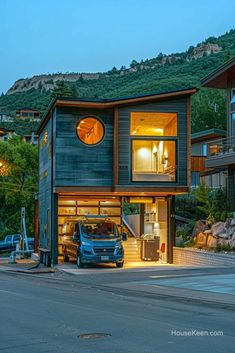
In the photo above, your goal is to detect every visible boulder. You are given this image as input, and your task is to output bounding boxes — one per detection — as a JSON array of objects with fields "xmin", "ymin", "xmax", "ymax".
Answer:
[
  {"xmin": 204, "ymin": 229, "xmax": 212, "ymax": 234},
  {"xmin": 231, "ymin": 219, "xmax": 235, "ymax": 226},
  {"xmin": 229, "ymin": 238, "xmax": 235, "ymax": 249},
  {"xmin": 192, "ymin": 220, "xmax": 208, "ymax": 238},
  {"xmin": 207, "ymin": 234, "xmax": 217, "ymax": 248},
  {"xmin": 217, "ymin": 238, "xmax": 228, "ymax": 246},
  {"xmin": 196, "ymin": 232, "xmax": 208, "ymax": 247},
  {"xmin": 211, "ymin": 222, "xmax": 226, "ymax": 237},
  {"xmin": 226, "ymin": 226, "xmax": 235, "ymax": 238},
  {"xmin": 225, "ymin": 218, "xmax": 235, "ymax": 237},
  {"xmin": 218, "ymin": 233, "xmax": 229, "ymax": 239}
]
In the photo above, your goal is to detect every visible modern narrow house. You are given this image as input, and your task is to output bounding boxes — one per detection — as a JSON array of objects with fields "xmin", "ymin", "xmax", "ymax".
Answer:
[
  {"xmin": 191, "ymin": 128, "xmax": 226, "ymax": 188},
  {"xmin": 37, "ymin": 87, "xmax": 197, "ymax": 265},
  {"xmin": 202, "ymin": 57, "xmax": 235, "ymax": 212}
]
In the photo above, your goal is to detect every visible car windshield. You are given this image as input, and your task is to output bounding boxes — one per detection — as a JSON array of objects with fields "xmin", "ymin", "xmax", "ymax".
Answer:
[{"xmin": 81, "ymin": 222, "xmax": 119, "ymax": 239}]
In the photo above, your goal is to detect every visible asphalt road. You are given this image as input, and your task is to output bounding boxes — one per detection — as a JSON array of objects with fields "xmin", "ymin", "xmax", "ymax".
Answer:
[{"xmin": 0, "ymin": 268, "xmax": 235, "ymax": 353}]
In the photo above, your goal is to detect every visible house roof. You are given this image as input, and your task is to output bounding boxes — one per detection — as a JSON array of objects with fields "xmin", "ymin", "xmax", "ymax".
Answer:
[
  {"xmin": 191, "ymin": 128, "xmax": 226, "ymax": 143},
  {"xmin": 201, "ymin": 56, "xmax": 235, "ymax": 89},
  {"xmin": 37, "ymin": 86, "xmax": 197, "ymax": 134},
  {"xmin": 16, "ymin": 107, "xmax": 41, "ymax": 113},
  {"xmin": 0, "ymin": 127, "xmax": 15, "ymax": 136}
]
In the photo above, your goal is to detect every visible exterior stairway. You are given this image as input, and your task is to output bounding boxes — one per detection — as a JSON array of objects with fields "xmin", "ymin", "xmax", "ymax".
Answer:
[{"xmin": 123, "ymin": 237, "xmax": 141, "ymax": 262}]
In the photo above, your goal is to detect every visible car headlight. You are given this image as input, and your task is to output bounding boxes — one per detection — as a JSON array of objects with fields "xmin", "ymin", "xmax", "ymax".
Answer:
[
  {"xmin": 115, "ymin": 244, "xmax": 123, "ymax": 255},
  {"xmin": 81, "ymin": 241, "xmax": 91, "ymax": 246},
  {"xmin": 115, "ymin": 242, "xmax": 122, "ymax": 249}
]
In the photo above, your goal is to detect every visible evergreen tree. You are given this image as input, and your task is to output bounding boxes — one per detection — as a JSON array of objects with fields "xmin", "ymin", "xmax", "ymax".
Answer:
[{"xmin": 51, "ymin": 81, "xmax": 77, "ymax": 98}]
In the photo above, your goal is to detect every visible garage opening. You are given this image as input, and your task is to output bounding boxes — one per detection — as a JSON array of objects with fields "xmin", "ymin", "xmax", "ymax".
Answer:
[
  {"xmin": 58, "ymin": 196, "xmax": 122, "ymax": 258},
  {"xmin": 57, "ymin": 195, "xmax": 169, "ymax": 266}
]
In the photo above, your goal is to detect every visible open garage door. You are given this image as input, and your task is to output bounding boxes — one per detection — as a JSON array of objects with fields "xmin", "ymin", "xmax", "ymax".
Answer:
[{"xmin": 58, "ymin": 196, "xmax": 122, "ymax": 257}]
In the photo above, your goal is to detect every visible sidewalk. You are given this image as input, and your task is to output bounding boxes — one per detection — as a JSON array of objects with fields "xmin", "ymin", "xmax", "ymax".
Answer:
[
  {"xmin": 104, "ymin": 272, "xmax": 235, "ymax": 307},
  {"xmin": 0, "ymin": 257, "xmax": 54, "ymax": 274}
]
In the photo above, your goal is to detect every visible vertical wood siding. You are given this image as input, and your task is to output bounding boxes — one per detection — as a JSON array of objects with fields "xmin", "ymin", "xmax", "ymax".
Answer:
[
  {"xmin": 117, "ymin": 97, "xmax": 188, "ymax": 187},
  {"xmin": 38, "ymin": 115, "xmax": 53, "ymax": 249},
  {"xmin": 55, "ymin": 107, "xmax": 114, "ymax": 186}
]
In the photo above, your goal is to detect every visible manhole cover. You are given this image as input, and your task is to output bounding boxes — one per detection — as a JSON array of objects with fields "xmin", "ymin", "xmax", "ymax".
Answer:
[{"xmin": 78, "ymin": 333, "xmax": 111, "ymax": 340}]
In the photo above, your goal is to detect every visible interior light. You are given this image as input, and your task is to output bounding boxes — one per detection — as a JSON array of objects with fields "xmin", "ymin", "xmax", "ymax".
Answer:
[{"xmin": 154, "ymin": 128, "xmax": 164, "ymax": 134}]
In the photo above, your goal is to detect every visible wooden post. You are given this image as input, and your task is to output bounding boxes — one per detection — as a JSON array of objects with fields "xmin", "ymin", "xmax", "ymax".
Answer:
[
  {"xmin": 140, "ymin": 203, "xmax": 145, "ymax": 237},
  {"xmin": 34, "ymin": 197, "xmax": 39, "ymax": 252},
  {"xmin": 167, "ymin": 196, "xmax": 175, "ymax": 264},
  {"xmin": 51, "ymin": 193, "xmax": 58, "ymax": 265}
]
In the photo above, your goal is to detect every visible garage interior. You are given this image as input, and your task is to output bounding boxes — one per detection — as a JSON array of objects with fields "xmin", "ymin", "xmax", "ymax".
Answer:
[{"xmin": 57, "ymin": 195, "xmax": 169, "ymax": 265}]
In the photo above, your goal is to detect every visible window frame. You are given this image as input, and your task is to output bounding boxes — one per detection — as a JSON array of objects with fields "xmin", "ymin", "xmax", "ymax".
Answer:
[
  {"xmin": 76, "ymin": 115, "xmax": 105, "ymax": 146},
  {"xmin": 130, "ymin": 111, "xmax": 178, "ymax": 137},
  {"xmin": 130, "ymin": 137, "xmax": 178, "ymax": 184}
]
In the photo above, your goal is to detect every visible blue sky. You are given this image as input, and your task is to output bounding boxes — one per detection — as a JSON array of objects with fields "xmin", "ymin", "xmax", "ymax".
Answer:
[{"xmin": 0, "ymin": 0, "xmax": 234, "ymax": 93}]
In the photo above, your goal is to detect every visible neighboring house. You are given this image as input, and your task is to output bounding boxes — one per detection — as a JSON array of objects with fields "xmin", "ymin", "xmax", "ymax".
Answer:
[
  {"xmin": 191, "ymin": 128, "xmax": 226, "ymax": 187},
  {"xmin": 0, "ymin": 127, "xmax": 15, "ymax": 142},
  {"xmin": 16, "ymin": 108, "xmax": 41, "ymax": 122},
  {"xmin": 202, "ymin": 57, "xmax": 235, "ymax": 212},
  {"xmin": 0, "ymin": 113, "xmax": 14, "ymax": 122},
  {"xmin": 37, "ymin": 87, "xmax": 197, "ymax": 265},
  {"xmin": 0, "ymin": 128, "xmax": 38, "ymax": 145},
  {"xmin": 22, "ymin": 131, "xmax": 39, "ymax": 145}
]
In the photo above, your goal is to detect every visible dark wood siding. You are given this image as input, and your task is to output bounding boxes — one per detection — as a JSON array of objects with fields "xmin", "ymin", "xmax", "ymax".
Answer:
[
  {"xmin": 117, "ymin": 97, "xmax": 188, "ymax": 187},
  {"xmin": 55, "ymin": 107, "xmax": 114, "ymax": 187},
  {"xmin": 38, "ymin": 114, "xmax": 53, "ymax": 249}
]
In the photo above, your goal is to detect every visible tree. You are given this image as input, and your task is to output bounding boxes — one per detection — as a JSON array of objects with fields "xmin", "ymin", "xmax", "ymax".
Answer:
[
  {"xmin": 51, "ymin": 81, "xmax": 77, "ymax": 98},
  {"xmin": 0, "ymin": 137, "xmax": 38, "ymax": 238},
  {"xmin": 193, "ymin": 184, "xmax": 230, "ymax": 224},
  {"xmin": 191, "ymin": 88, "xmax": 226, "ymax": 132},
  {"xmin": 130, "ymin": 59, "xmax": 138, "ymax": 68}
]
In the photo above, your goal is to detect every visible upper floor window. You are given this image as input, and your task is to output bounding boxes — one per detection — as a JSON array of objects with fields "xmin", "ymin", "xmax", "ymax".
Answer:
[
  {"xmin": 130, "ymin": 112, "xmax": 177, "ymax": 136},
  {"xmin": 132, "ymin": 140, "xmax": 176, "ymax": 182},
  {"xmin": 76, "ymin": 117, "xmax": 105, "ymax": 145}
]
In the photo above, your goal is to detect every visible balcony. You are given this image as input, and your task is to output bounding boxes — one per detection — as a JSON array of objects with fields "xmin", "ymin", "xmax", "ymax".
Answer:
[{"xmin": 205, "ymin": 136, "xmax": 235, "ymax": 168}]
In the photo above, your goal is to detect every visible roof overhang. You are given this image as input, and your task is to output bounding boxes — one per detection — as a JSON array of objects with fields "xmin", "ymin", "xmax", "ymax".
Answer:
[
  {"xmin": 201, "ymin": 57, "xmax": 235, "ymax": 89},
  {"xmin": 191, "ymin": 129, "xmax": 227, "ymax": 144},
  {"xmin": 37, "ymin": 87, "xmax": 197, "ymax": 135}
]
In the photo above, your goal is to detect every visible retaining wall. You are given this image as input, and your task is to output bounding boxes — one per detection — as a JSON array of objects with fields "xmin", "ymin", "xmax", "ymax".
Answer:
[{"xmin": 173, "ymin": 247, "xmax": 235, "ymax": 266}]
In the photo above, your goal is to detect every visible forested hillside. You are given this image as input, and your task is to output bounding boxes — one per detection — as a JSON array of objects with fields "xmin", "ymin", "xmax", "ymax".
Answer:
[{"xmin": 1, "ymin": 28, "xmax": 235, "ymax": 134}]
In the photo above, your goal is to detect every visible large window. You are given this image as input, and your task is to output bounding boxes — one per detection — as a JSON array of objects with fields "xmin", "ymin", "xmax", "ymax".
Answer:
[
  {"xmin": 231, "ymin": 90, "xmax": 235, "ymax": 136},
  {"xmin": 132, "ymin": 140, "xmax": 176, "ymax": 182},
  {"xmin": 76, "ymin": 117, "xmax": 105, "ymax": 145},
  {"xmin": 130, "ymin": 112, "xmax": 177, "ymax": 136}
]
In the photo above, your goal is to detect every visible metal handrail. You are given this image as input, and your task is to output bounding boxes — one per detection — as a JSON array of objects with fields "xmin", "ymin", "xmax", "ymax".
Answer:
[{"xmin": 207, "ymin": 135, "xmax": 235, "ymax": 157}]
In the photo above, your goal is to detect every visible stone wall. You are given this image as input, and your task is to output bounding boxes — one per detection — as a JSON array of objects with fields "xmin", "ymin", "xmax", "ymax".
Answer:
[{"xmin": 173, "ymin": 247, "xmax": 235, "ymax": 266}]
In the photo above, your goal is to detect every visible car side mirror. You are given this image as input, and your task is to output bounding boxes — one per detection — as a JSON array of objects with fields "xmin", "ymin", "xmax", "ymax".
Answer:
[{"xmin": 122, "ymin": 232, "xmax": 127, "ymax": 241}]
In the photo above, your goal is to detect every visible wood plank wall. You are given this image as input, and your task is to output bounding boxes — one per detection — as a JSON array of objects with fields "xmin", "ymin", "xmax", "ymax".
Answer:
[
  {"xmin": 55, "ymin": 107, "xmax": 114, "ymax": 187},
  {"xmin": 117, "ymin": 98, "xmax": 188, "ymax": 187}
]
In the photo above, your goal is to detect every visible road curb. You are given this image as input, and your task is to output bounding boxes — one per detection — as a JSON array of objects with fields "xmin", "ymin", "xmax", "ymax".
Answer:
[{"xmin": 0, "ymin": 266, "xmax": 54, "ymax": 274}]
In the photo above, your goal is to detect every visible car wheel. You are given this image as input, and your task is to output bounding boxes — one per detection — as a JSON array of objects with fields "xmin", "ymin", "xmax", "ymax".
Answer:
[
  {"xmin": 77, "ymin": 253, "xmax": 84, "ymax": 268},
  {"xmin": 116, "ymin": 261, "xmax": 124, "ymax": 268},
  {"xmin": 63, "ymin": 253, "xmax": 69, "ymax": 262}
]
